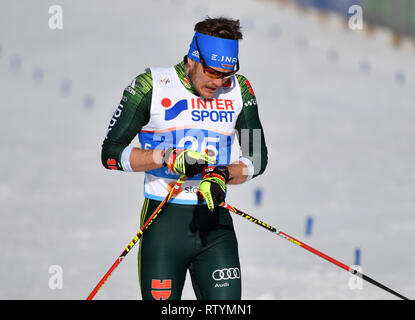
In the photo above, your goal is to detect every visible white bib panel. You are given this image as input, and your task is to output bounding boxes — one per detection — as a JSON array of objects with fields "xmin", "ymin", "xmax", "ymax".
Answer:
[{"xmin": 140, "ymin": 66, "xmax": 242, "ymax": 204}]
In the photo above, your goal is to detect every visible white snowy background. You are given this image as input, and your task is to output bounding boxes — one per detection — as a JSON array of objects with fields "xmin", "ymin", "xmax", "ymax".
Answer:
[{"xmin": 0, "ymin": 0, "xmax": 414, "ymax": 300}]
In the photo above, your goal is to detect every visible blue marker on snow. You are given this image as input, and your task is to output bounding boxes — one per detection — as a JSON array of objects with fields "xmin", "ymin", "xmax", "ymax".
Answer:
[
  {"xmin": 83, "ymin": 94, "xmax": 95, "ymax": 109},
  {"xmin": 355, "ymin": 248, "xmax": 361, "ymax": 266},
  {"xmin": 254, "ymin": 187, "xmax": 262, "ymax": 206},
  {"xmin": 305, "ymin": 216, "xmax": 313, "ymax": 236},
  {"xmin": 359, "ymin": 59, "xmax": 371, "ymax": 74},
  {"xmin": 60, "ymin": 79, "xmax": 72, "ymax": 95},
  {"xmin": 327, "ymin": 48, "xmax": 339, "ymax": 63},
  {"xmin": 395, "ymin": 70, "xmax": 406, "ymax": 85},
  {"xmin": 33, "ymin": 67, "xmax": 44, "ymax": 83},
  {"xmin": 10, "ymin": 54, "xmax": 21, "ymax": 71}
]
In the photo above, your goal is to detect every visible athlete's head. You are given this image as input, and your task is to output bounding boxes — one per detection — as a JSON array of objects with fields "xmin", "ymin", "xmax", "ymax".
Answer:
[{"xmin": 185, "ymin": 17, "xmax": 243, "ymax": 99}]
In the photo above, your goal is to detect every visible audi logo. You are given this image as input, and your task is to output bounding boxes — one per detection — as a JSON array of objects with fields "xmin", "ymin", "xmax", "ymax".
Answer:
[{"xmin": 212, "ymin": 267, "xmax": 240, "ymax": 281}]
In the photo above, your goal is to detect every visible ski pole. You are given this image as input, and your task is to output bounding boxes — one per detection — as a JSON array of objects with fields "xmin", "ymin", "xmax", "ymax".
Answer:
[
  {"xmin": 86, "ymin": 175, "xmax": 187, "ymax": 300},
  {"xmin": 222, "ymin": 202, "xmax": 409, "ymax": 300}
]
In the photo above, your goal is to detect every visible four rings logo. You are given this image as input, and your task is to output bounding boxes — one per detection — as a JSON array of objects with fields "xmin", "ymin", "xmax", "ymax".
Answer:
[{"xmin": 212, "ymin": 267, "xmax": 240, "ymax": 281}]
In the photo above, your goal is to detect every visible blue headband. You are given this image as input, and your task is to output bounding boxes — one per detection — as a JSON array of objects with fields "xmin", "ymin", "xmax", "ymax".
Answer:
[{"xmin": 187, "ymin": 32, "xmax": 239, "ymax": 70}]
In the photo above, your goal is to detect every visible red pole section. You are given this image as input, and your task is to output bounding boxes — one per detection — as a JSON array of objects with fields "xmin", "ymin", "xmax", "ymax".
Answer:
[{"xmin": 86, "ymin": 175, "xmax": 187, "ymax": 300}]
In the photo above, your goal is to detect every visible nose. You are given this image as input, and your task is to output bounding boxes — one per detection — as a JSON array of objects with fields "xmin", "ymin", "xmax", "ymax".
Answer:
[{"xmin": 212, "ymin": 78, "xmax": 225, "ymax": 88}]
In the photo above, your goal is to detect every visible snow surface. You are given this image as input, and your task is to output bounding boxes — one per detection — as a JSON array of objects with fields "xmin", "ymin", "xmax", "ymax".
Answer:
[{"xmin": 0, "ymin": 0, "xmax": 414, "ymax": 300}]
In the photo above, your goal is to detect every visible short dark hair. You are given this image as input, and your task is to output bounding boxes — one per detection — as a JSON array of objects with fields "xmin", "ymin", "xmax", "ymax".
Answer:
[{"xmin": 194, "ymin": 17, "xmax": 243, "ymax": 40}]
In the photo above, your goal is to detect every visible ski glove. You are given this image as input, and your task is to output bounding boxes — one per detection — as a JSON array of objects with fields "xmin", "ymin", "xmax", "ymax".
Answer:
[
  {"xmin": 197, "ymin": 166, "xmax": 230, "ymax": 212},
  {"xmin": 162, "ymin": 147, "xmax": 216, "ymax": 177}
]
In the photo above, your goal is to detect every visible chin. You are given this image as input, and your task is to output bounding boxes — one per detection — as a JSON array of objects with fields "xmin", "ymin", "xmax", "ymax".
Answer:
[{"xmin": 200, "ymin": 89, "xmax": 217, "ymax": 99}]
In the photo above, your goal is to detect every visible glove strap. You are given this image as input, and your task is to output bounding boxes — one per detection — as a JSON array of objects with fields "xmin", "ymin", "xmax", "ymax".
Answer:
[
  {"xmin": 202, "ymin": 165, "xmax": 229, "ymax": 183},
  {"xmin": 162, "ymin": 147, "xmax": 177, "ymax": 172}
]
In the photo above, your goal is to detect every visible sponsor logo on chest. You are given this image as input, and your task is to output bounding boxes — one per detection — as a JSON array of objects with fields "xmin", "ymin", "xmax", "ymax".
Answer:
[{"xmin": 160, "ymin": 97, "xmax": 236, "ymax": 123}]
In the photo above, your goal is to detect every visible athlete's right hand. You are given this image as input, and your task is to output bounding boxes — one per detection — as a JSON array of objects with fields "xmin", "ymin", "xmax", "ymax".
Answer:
[{"xmin": 162, "ymin": 147, "xmax": 216, "ymax": 177}]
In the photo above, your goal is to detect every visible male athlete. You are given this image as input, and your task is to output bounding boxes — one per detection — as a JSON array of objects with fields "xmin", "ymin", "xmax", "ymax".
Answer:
[{"xmin": 101, "ymin": 17, "xmax": 268, "ymax": 300}]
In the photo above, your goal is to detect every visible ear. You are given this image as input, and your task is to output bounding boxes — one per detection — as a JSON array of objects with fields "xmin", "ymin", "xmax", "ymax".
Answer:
[
  {"xmin": 186, "ymin": 56, "xmax": 196, "ymax": 68},
  {"xmin": 185, "ymin": 56, "xmax": 197, "ymax": 77}
]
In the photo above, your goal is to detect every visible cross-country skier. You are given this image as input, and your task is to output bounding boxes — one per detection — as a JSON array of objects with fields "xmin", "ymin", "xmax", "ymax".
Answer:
[{"xmin": 101, "ymin": 17, "xmax": 268, "ymax": 300}]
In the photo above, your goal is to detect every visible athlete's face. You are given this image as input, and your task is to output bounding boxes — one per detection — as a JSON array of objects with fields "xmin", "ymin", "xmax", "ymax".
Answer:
[{"xmin": 185, "ymin": 58, "xmax": 230, "ymax": 99}]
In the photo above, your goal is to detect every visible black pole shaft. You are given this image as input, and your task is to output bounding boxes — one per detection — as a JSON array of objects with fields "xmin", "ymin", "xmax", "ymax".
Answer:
[
  {"xmin": 224, "ymin": 203, "xmax": 410, "ymax": 300},
  {"xmin": 351, "ymin": 269, "xmax": 409, "ymax": 300}
]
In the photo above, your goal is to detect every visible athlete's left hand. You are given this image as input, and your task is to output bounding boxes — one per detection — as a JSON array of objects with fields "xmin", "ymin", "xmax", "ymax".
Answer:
[{"xmin": 197, "ymin": 166, "xmax": 230, "ymax": 212}]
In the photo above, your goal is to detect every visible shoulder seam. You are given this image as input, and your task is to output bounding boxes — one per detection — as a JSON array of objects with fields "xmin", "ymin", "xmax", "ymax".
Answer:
[{"xmin": 132, "ymin": 72, "xmax": 153, "ymax": 95}]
